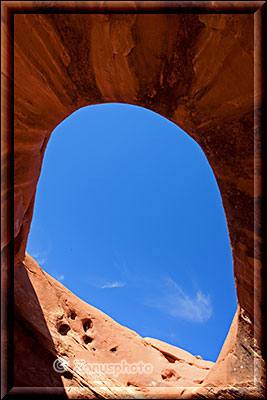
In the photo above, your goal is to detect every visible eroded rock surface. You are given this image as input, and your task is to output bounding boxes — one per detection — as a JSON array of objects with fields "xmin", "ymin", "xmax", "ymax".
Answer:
[
  {"xmin": 14, "ymin": 254, "xmax": 265, "ymax": 399},
  {"xmin": 15, "ymin": 254, "xmax": 214, "ymax": 398},
  {"xmin": 1, "ymin": 2, "xmax": 265, "ymax": 397}
]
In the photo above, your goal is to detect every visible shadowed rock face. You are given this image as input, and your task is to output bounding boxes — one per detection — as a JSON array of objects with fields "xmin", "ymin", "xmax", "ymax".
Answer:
[{"xmin": 1, "ymin": 3, "xmax": 265, "ymax": 398}]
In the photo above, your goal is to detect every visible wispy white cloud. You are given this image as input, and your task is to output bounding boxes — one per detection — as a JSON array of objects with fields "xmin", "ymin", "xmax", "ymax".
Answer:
[
  {"xmin": 145, "ymin": 277, "xmax": 212, "ymax": 323},
  {"xmin": 57, "ymin": 275, "xmax": 64, "ymax": 282},
  {"xmin": 31, "ymin": 251, "xmax": 46, "ymax": 266},
  {"xmin": 101, "ymin": 281, "xmax": 125, "ymax": 289}
]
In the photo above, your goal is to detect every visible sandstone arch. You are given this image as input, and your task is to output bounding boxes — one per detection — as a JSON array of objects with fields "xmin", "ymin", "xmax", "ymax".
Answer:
[{"xmin": 1, "ymin": 1, "xmax": 265, "ymax": 398}]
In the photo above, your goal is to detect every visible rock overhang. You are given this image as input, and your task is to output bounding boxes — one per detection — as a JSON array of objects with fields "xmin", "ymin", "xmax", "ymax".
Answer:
[{"xmin": 1, "ymin": 1, "xmax": 265, "ymax": 398}]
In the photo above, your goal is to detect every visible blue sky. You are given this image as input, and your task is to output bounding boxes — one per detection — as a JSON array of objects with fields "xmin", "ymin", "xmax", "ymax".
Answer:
[{"xmin": 26, "ymin": 103, "xmax": 237, "ymax": 362}]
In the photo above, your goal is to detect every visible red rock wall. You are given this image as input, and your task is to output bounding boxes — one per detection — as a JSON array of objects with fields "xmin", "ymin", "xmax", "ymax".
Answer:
[
  {"xmin": 14, "ymin": 254, "xmax": 216, "ymax": 398},
  {"xmin": 1, "ymin": 1, "xmax": 265, "ymax": 397}
]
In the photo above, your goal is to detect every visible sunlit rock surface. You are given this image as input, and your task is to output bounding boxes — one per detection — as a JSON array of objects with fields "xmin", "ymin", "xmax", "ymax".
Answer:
[
  {"xmin": 14, "ymin": 254, "xmax": 264, "ymax": 398},
  {"xmin": 15, "ymin": 254, "xmax": 215, "ymax": 398},
  {"xmin": 1, "ymin": 2, "xmax": 265, "ymax": 398}
]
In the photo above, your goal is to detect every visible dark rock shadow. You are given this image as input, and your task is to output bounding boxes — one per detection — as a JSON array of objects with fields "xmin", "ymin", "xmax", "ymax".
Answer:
[{"xmin": 13, "ymin": 262, "xmax": 67, "ymax": 397}]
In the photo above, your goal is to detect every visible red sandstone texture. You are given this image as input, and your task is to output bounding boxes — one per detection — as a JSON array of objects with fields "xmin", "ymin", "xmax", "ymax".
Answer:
[
  {"xmin": 15, "ymin": 254, "xmax": 215, "ymax": 398},
  {"xmin": 13, "ymin": 254, "xmax": 265, "ymax": 398},
  {"xmin": 1, "ymin": 1, "xmax": 265, "ymax": 398}
]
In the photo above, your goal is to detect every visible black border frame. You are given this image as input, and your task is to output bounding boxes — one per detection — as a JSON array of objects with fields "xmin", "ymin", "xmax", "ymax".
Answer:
[{"xmin": 1, "ymin": 1, "xmax": 266, "ymax": 398}]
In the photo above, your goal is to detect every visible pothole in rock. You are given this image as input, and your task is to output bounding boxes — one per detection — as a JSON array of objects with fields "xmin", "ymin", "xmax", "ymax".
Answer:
[
  {"xmin": 83, "ymin": 335, "xmax": 93, "ymax": 345},
  {"xmin": 57, "ymin": 323, "xmax": 71, "ymax": 336},
  {"xmin": 70, "ymin": 311, "xmax": 77, "ymax": 320},
  {"xmin": 82, "ymin": 318, "xmax": 93, "ymax": 332}
]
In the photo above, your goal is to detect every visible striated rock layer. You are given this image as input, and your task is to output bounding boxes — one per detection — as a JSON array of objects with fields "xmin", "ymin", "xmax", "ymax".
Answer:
[{"xmin": 1, "ymin": 1, "xmax": 265, "ymax": 398}]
